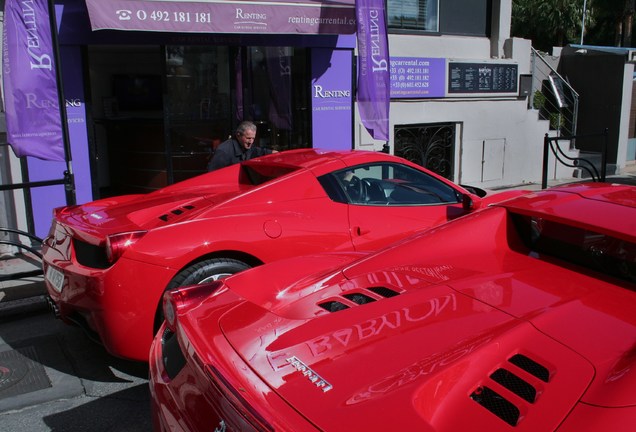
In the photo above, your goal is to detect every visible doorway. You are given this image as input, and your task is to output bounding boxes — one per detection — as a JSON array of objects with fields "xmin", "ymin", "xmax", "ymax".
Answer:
[{"xmin": 87, "ymin": 44, "xmax": 312, "ymax": 198}]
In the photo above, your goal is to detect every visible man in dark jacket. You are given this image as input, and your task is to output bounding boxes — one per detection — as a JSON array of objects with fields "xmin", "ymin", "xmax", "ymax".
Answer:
[{"xmin": 207, "ymin": 121, "xmax": 274, "ymax": 171}]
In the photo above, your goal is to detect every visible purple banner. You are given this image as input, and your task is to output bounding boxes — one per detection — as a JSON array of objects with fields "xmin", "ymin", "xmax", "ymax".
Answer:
[
  {"xmin": 355, "ymin": 0, "xmax": 389, "ymax": 141},
  {"xmin": 3, "ymin": 0, "xmax": 65, "ymax": 161},
  {"xmin": 390, "ymin": 57, "xmax": 446, "ymax": 98},
  {"xmin": 85, "ymin": 0, "xmax": 356, "ymax": 34}
]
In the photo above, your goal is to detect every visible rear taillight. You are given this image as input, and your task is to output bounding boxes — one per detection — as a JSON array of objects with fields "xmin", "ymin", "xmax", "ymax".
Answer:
[
  {"xmin": 163, "ymin": 282, "xmax": 223, "ymax": 331},
  {"xmin": 105, "ymin": 231, "xmax": 147, "ymax": 264}
]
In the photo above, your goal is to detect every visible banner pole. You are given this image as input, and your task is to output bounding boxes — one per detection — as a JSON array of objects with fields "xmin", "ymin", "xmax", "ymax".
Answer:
[{"xmin": 47, "ymin": 0, "xmax": 76, "ymax": 205}]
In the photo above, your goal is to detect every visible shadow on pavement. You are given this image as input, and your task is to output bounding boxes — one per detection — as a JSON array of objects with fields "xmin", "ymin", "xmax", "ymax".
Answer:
[
  {"xmin": 0, "ymin": 310, "xmax": 151, "ymax": 428},
  {"xmin": 42, "ymin": 384, "xmax": 152, "ymax": 432}
]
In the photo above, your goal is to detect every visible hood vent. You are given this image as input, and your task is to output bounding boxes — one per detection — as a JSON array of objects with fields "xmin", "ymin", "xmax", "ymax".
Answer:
[
  {"xmin": 158, "ymin": 205, "xmax": 196, "ymax": 222},
  {"xmin": 470, "ymin": 386, "xmax": 520, "ymax": 426},
  {"xmin": 490, "ymin": 369, "xmax": 536, "ymax": 403},
  {"xmin": 318, "ymin": 286, "xmax": 400, "ymax": 313},
  {"xmin": 470, "ymin": 353, "xmax": 551, "ymax": 427},
  {"xmin": 509, "ymin": 353, "xmax": 550, "ymax": 382},
  {"xmin": 367, "ymin": 286, "xmax": 400, "ymax": 298}
]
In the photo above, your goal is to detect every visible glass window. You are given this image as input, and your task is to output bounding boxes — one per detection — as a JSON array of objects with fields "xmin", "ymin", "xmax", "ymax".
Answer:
[
  {"xmin": 319, "ymin": 163, "xmax": 461, "ymax": 205},
  {"xmin": 165, "ymin": 45, "xmax": 232, "ymax": 182},
  {"xmin": 511, "ymin": 214, "xmax": 636, "ymax": 285},
  {"xmin": 242, "ymin": 47, "xmax": 311, "ymax": 152},
  {"xmin": 164, "ymin": 45, "xmax": 311, "ymax": 184},
  {"xmin": 387, "ymin": 0, "xmax": 439, "ymax": 32}
]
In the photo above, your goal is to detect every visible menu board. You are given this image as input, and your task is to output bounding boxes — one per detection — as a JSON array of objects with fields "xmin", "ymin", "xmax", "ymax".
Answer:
[{"xmin": 448, "ymin": 62, "xmax": 518, "ymax": 94}]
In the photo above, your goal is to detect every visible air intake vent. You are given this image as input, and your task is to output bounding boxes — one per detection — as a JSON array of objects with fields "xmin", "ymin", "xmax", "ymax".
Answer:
[
  {"xmin": 318, "ymin": 301, "xmax": 349, "ymax": 313},
  {"xmin": 318, "ymin": 287, "xmax": 401, "ymax": 313},
  {"xmin": 509, "ymin": 354, "xmax": 550, "ymax": 382},
  {"xmin": 470, "ymin": 386, "xmax": 520, "ymax": 426},
  {"xmin": 490, "ymin": 369, "xmax": 536, "ymax": 403},
  {"xmin": 367, "ymin": 286, "xmax": 399, "ymax": 297},
  {"xmin": 471, "ymin": 353, "xmax": 550, "ymax": 426},
  {"xmin": 343, "ymin": 293, "xmax": 376, "ymax": 305},
  {"xmin": 158, "ymin": 205, "xmax": 197, "ymax": 222}
]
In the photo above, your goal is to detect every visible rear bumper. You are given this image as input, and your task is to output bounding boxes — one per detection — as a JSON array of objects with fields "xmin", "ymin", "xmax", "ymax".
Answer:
[{"xmin": 43, "ymin": 255, "xmax": 175, "ymax": 361}]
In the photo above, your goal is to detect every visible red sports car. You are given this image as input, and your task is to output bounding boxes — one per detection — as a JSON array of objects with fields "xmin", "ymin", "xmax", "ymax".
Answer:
[
  {"xmin": 149, "ymin": 182, "xmax": 636, "ymax": 431},
  {"xmin": 43, "ymin": 149, "xmax": 504, "ymax": 361}
]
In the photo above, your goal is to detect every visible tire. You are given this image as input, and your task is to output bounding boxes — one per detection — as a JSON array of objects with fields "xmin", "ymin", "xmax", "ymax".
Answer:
[
  {"xmin": 155, "ymin": 258, "xmax": 251, "ymax": 333},
  {"xmin": 167, "ymin": 258, "xmax": 252, "ymax": 289}
]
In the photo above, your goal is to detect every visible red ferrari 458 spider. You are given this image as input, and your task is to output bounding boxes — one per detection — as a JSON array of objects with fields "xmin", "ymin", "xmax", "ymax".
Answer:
[
  {"xmin": 150, "ymin": 182, "xmax": 636, "ymax": 431},
  {"xmin": 43, "ymin": 149, "xmax": 509, "ymax": 361}
]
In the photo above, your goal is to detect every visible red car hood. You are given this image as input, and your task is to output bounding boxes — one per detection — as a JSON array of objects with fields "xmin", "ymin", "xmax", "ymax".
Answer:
[
  {"xmin": 56, "ymin": 185, "xmax": 246, "ymax": 235},
  {"xmin": 216, "ymin": 257, "xmax": 636, "ymax": 430}
]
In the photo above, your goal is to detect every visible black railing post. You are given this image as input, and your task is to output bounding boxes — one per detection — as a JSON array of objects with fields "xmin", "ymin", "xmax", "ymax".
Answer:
[
  {"xmin": 542, "ymin": 133, "xmax": 550, "ymax": 189},
  {"xmin": 600, "ymin": 128, "xmax": 608, "ymax": 182}
]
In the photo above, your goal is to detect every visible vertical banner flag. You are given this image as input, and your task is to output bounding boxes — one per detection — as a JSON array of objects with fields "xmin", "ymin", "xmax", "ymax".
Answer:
[
  {"xmin": 356, "ymin": 0, "xmax": 390, "ymax": 141},
  {"xmin": 3, "ymin": 0, "xmax": 65, "ymax": 161},
  {"xmin": 266, "ymin": 46, "xmax": 292, "ymax": 130}
]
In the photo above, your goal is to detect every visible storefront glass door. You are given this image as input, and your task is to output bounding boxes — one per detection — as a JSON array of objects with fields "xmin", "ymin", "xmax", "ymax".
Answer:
[{"xmin": 165, "ymin": 45, "xmax": 232, "ymax": 182}]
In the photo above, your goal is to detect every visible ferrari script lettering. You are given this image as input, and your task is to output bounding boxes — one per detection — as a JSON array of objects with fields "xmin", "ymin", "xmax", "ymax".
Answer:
[{"xmin": 286, "ymin": 356, "xmax": 333, "ymax": 393}]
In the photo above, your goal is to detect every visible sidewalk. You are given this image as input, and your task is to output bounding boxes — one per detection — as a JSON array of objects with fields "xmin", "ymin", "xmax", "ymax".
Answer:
[{"xmin": 0, "ymin": 306, "xmax": 151, "ymax": 430}]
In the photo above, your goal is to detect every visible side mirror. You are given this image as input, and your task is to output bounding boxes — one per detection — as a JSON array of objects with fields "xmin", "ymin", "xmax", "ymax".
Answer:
[{"xmin": 462, "ymin": 193, "xmax": 482, "ymax": 211}]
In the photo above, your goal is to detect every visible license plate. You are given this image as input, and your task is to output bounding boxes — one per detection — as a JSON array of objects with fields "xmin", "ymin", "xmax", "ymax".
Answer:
[{"xmin": 46, "ymin": 265, "xmax": 65, "ymax": 293}]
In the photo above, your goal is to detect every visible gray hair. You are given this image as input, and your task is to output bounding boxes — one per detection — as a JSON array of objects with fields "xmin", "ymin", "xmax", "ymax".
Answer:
[{"xmin": 236, "ymin": 121, "xmax": 257, "ymax": 136}]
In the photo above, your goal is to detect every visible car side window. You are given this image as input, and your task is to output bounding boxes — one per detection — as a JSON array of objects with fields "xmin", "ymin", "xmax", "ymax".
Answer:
[{"xmin": 319, "ymin": 163, "xmax": 461, "ymax": 206}]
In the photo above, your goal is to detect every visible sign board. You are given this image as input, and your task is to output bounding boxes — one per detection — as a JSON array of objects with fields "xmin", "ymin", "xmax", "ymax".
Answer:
[
  {"xmin": 390, "ymin": 57, "xmax": 445, "ymax": 99},
  {"xmin": 448, "ymin": 62, "xmax": 518, "ymax": 95}
]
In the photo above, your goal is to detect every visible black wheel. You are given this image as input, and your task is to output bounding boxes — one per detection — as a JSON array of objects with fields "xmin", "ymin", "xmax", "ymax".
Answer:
[
  {"xmin": 154, "ymin": 258, "xmax": 251, "ymax": 332},
  {"xmin": 167, "ymin": 258, "xmax": 251, "ymax": 289}
]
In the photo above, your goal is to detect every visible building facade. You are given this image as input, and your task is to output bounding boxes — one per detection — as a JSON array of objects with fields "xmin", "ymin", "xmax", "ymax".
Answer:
[{"xmin": 2, "ymin": 0, "xmax": 564, "ymax": 240}]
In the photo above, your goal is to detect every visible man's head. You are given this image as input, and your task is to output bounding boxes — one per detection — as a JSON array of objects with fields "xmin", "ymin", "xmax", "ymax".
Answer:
[{"xmin": 235, "ymin": 121, "xmax": 258, "ymax": 151}]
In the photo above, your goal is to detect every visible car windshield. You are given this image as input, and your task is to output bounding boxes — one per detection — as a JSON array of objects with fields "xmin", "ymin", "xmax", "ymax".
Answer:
[
  {"xmin": 511, "ymin": 213, "xmax": 636, "ymax": 285},
  {"xmin": 318, "ymin": 163, "xmax": 461, "ymax": 205}
]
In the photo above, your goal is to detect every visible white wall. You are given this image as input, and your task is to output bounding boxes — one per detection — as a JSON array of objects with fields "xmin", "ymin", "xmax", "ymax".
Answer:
[{"xmin": 354, "ymin": 28, "xmax": 554, "ymax": 188}]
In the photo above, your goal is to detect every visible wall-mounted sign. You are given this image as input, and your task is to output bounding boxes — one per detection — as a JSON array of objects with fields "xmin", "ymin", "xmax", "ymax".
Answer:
[
  {"xmin": 311, "ymin": 49, "xmax": 353, "ymax": 150},
  {"xmin": 390, "ymin": 57, "xmax": 445, "ymax": 99},
  {"xmin": 448, "ymin": 62, "xmax": 518, "ymax": 95}
]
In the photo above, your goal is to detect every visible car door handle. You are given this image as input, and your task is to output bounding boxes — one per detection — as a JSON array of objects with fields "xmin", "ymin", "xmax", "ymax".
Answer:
[{"xmin": 352, "ymin": 226, "xmax": 370, "ymax": 236}]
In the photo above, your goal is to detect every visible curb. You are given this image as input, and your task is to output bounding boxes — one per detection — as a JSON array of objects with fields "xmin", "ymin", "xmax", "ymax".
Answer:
[{"xmin": 0, "ymin": 295, "xmax": 49, "ymax": 319}]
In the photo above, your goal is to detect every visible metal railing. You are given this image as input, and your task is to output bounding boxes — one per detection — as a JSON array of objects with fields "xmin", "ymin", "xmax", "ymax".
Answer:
[
  {"xmin": 0, "ymin": 228, "xmax": 43, "ymax": 282},
  {"xmin": 542, "ymin": 130, "xmax": 608, "ymax": 189},
  {"xmin": 530, "ymin": 48, "xmax": 579, "ymax": 137}
]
